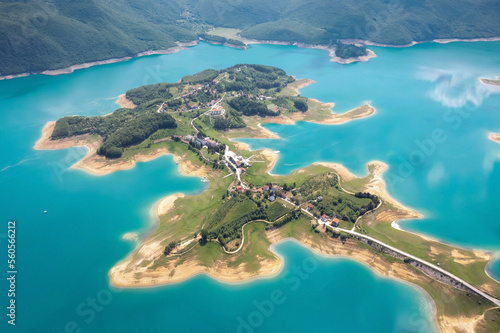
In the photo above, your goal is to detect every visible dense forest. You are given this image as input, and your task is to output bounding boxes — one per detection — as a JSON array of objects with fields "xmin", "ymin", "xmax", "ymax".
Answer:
[
  {"xmin": 52, "ymin": 110, "xmax": 177, "ymax": 158},
  {"xmin": 126, "ymin": 83, "xmax": 178, "ymax": 105},
  {"xmin": 335, "ymin": 42, "xmax": 367, "ymax": 59},
  {"xmin": 2, "ymin": 0, "xmax": 499, "ymax": 76},
  {"xmin": 227, "ymin": 97, "xmax": 278, "ymax": 117},
  {"xmin": 273, "ymin": 96, "xmax": 309, "ymax": 112}
]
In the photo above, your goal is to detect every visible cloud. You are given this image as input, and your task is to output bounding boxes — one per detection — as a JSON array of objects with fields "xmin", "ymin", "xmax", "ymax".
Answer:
[
  {"xmin": 426, "ymin": 162, "xmax": 446, "ymax": 188},
  {"xmin": 418, "ymin": 67, "xmax": 499, "ymax": 108}
]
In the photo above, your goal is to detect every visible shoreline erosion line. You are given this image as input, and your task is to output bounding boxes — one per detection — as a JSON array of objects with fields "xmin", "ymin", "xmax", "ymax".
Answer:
[{"xmin": 3, "ymin": 36, "xmax": 500, "ymax": 81}]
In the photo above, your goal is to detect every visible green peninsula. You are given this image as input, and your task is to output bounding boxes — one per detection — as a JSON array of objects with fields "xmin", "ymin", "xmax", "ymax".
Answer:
[{"xmin": 37, "ymin": 65, "xmax": 500, "ymax": 332}]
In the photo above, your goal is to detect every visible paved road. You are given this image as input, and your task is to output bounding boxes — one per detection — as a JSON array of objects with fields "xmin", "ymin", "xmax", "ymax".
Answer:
[
  {"xmin": 282, "ymin": 199, "xmax": 500, "ymax": 306},
  {"xmin": 225, "ymin": 145, "xmax": 246, "ymax": 188},
  {"xmin": 331, "ymin": 225, "xmax": 500, "ymax": 306}
]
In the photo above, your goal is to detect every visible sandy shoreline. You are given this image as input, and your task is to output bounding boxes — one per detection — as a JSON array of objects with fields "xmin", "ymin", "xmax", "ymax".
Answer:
[
  {"xmin": 244, "ymin": 79, "xmax": 375, "ymax": 132},
  {"xmin": 240, "ymin": 37, "xmax": 377, "ymax": 64},
  {"xmin": 34, "ymin": 120, "xmax": 199, "ymax": 176},
  {"xmin": 256, "ymin": 123, "xmax": 280, "ymax": 138},
  {"xmin": 340, "ymin": 36, "xmax": 500, "ymax": 48},
  {"xmin": 258, "ymin": 103, "xmax": 376, "ymax": 127},
  {"xmin": 0, "ymin": 41, "xmax": 198, "ymax": 81},
  {"xmin": 33, "ymin": 119, "xmax": 423, "ymax": 289},
  {"xmin": 3, "ymin": 36, "xmax": 500, "ymax": 81},
  {"xmin": 488, "ymin": 132, "xmax": 500, "ymax": 144},
  {"xmin": 313, "ymin": 162, "xmax": 358, "ymax": 182},
  {"xmin": 481, "ymin": 77, "xmax": 500, "ymax": 87},
  {"xmin": 329, "ymin": 48, "xmax": 377, "ymax": 64},
  {"xmin": 108, "ymin": 158, "xmax": 423, "ymax": 288},
  {"xmin": 364, "ymin": 160, "xmax": 423, "ymax": 219},
  {"xmin": 391, "ymin": 220, "xmax": 437, "ymax": 242},
  {"xmin": 110, "ymin": 187, "xmax": 282, "ymax": 287},
  {"xmin": 116, "ymin": 94, "xmax": 136, "ymax": 109},
  {"xmin": 313, "ymin": 104, "xmax": 375, "ymax": 125}
]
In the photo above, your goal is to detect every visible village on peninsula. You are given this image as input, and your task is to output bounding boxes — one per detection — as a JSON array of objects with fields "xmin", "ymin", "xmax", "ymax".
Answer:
[{"xmin": 35, "ymin": 64, "xmax": 500, "ymax": 332}]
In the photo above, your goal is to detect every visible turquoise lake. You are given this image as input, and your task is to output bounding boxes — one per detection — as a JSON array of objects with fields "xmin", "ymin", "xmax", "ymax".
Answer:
[{"xmin": 1, "ymin": 40, "xmax": 500, "ymax": 332}]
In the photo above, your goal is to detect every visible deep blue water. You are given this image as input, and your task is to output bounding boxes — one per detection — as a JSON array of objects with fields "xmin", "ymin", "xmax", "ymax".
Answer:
[{"xmin": 2, "ymin": 40, "xmax": 499, "ymax": 332}]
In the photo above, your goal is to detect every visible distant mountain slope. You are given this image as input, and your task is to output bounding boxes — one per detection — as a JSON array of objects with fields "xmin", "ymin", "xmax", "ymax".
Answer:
[
  {"xmin": 186, "ymin": 0, "xmax": 500, "ymax": 45},
  {"xmin": 0, "ymin": 0, "xmax": 197, "ymax": 76},
  {"xmin": 1, "ymin": 0, "xmax": 499, "ymax": 76}
]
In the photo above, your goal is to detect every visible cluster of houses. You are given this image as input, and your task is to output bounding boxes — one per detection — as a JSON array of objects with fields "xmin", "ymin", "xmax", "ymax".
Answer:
[
  {"xmin": 178, "ymin": 99, "xmax": 219, "ymax": 112},
  {"xmin": 232, "ymin": 183, "xmax": 298, "ymax": 204},
  {"xmin": 306, "ymin": 199, "xmax": 343, "ymax": 227},
  {"xmin": 185, "ymin": 135, "xmax": 218, "ymax": 149},
  {"xmin": 230, "ymin": 180, "xmax": 346, "ymax": 228},
  {"xmin": 320, "ymin": 215, "xmax": 341, "ymax": 227}
]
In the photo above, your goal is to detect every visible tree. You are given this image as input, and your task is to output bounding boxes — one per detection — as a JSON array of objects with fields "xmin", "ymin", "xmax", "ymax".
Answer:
[
  {"xmin": 201, "ymin": 229, "xmax": 208, "ymax": 241},
  {"xmin": 293, "ymin": 99, "xmax": 308, "ymax": 112}
]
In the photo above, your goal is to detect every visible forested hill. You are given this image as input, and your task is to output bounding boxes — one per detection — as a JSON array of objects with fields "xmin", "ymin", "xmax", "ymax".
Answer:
[
  {"xmin": 1, "ymin": 0, "xmax": 500, "ymax": 76},
  {"xmin": 0, "ymin": 0, "xmax": 198, "ymax": 76}
]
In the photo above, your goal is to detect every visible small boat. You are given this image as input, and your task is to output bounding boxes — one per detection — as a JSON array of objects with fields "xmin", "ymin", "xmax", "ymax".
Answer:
[
  {"xmin": 43, "ymin": 211, "xmax": 47, "ymax": 214},
  {"xmin": 274, "ymin": 150, "xmax": 280, "ymax": 154}
]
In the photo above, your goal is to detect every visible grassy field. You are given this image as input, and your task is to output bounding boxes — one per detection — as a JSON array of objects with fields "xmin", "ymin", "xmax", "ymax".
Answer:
[
  {"xmin": 266, "ymin": 201, "xmax": 291, "ymax": 221},
  {"xmin": 215, "ymin": 198, "xmax": 257, "ymax": 229},
  {"xmin": 208, "ymin": 28, "xmax": 245, "ymax": 41},
  {"xmin": 150, "ymin": 157, "xmax": 232, "ymax": 245},
  {"xmin": 226, "ymin": 222, "xmax": 277, "ymax": 271}
]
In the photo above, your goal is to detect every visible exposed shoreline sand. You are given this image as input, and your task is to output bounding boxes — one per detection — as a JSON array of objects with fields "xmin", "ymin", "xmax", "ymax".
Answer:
[
  {"xmin": 251, "ymin": 79, "xmax": 375, "ymax": 132},
  {"xmin": 340, "ymin": 36, "xmax": 500, "ymax": 48},
  {"xmin": 3, "ymin": 36, "xmax": 500, "ymax": 81},
  {"xmin": 109, "ymin": 159, "xmax": 423, "ymax": 288},
  {"xmin": 110, "ymin": 189, "xmax": 282, "ymax": 287},
  {"xmin": 363, "ymin": 161, "xmax": 423, "ymax": 219},
  {"xmin": 116, "ymin": 94, "xmax": 136, "ymax": 109},
  {"xmin": 254, "ymin": 102, "xmax": 375, "ymax": 129},
  {"xmin": 481, "ymin": 77, "xmax": 500, "ymax": 87},
  {"xmin": 34, "ymin": 121, "xmax": 199, "ymax": 176},
  {"xmin": 488, "ymin": 132, "xmax": 500, "ymax": 144},
  {"xmin": 0, "ymin": 41, "xmax": 198, "ymax": 81}
]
